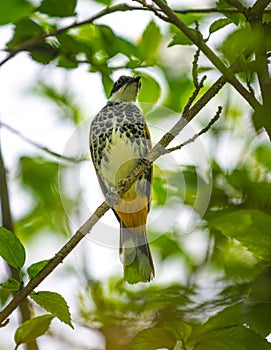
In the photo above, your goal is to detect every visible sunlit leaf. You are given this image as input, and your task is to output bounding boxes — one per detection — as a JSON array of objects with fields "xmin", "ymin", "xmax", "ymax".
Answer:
[
  {"xmin": 0, "ymin": 0, "xmax": 33, "ymax": 25},
  {"xmin": 0, "ymin": 227, "xmax": 25, "ymax": 269},
  {"xmin": 211, "ymin": 210, "xmax": 271, "ymax": 261},
  {"xmin": 30, "ymin": 291, "xmax": 73, "ymax": 328},
  {"xmin": 27, "ymin": 260, "xmax": 50, "ymax": 278},
  {"xmin": 102, "ymin": 74, "xmax": 114, "ymax": 98},
  {"xmin": 138, "ymin": 20, "xmax": 161, "ymax": 64},
  {"xmin": 137, "ymin": 73, "xmax": 161, "ymax": 111},
  {"xmin": 30, "ymin": 43, "xmax": 58, "ymax": 64},
  {"xmin": 15, "ymin": 314, "xmax": 54, "ymax": 346},
  {"xmin": 168, "ymin": 28, "xmax": 200, "ymax": 47},
  {"xmin": 209, "ymin": 18, "xmax": 232, "ymax": 35}
]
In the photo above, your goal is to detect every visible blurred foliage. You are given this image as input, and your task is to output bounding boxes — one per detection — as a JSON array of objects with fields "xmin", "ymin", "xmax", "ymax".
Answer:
[{"xmin": 0, "ymin": 0, "xmax": 271, "ymax": 349}]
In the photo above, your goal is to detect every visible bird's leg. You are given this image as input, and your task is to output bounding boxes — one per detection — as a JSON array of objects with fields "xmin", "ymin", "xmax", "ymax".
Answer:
[{"xmin": 105, "ymin": 189, "xmax": 121, "ymax": 207}]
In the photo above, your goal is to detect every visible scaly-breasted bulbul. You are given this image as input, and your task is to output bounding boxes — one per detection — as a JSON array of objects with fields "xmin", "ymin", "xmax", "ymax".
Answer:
[{"xmin": 89, "ymin": 75, "xmax": 154, "ymax": 284}]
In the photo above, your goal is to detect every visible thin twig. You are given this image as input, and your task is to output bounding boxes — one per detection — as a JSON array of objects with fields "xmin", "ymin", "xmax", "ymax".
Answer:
[
  {"xmin": 0, "ymin": 121, "xmax": 84, "ymax": 163},
  {"xmin": 166, "ymin": 106, "xmax": 222, "ymax": 153},
  {"xmin": 0, "ymin": 4, "xmax": 139, "ymax": 67},
  {"xmin": 147, "ymin": 0, "xmax": 262, "ymax": 112},
  {"xmin": 0, "ymin": 47, "xmax": 256, "ymax": 328},
  {"xmin": 183, "ymin": 75, "xmax": 207, "ymax": 116},
  {"xmin": 224, "ymin": 0, "xmax": 248, "ymax": 14}
]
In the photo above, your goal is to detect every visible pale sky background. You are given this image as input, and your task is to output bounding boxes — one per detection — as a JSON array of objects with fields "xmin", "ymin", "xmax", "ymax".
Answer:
[{"xmin": 0, "ymin": 0, "xmax": 266, "ymax": 349}]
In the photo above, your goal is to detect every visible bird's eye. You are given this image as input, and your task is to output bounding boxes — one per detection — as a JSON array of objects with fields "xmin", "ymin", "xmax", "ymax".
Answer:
[{"xmin": 117, "ymin": 77, "xmax": 124, "ymax": 85}]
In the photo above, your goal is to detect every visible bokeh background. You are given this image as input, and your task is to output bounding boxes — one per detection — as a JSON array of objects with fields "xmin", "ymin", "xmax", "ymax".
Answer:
[{"xmin": 1, "ymin": 0, "xmax": 271, "ymax": 349}]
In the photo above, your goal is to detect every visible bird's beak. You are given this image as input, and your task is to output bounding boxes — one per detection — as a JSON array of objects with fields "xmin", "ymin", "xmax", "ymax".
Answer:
[{"xmin": 131, "ymin": 76, "xmax": 141, "ymax": 88}]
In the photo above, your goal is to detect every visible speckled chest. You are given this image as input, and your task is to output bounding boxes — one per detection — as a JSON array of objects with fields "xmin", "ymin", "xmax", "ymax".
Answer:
[{"xmin": 90, "ymin": 101, "xmax": 149, "ymax": 168}]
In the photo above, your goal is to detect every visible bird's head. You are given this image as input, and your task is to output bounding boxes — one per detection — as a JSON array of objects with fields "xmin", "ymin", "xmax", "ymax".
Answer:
[{"xmin": 109, "ymin": 75, "xmax": 141, "ymax": 103}]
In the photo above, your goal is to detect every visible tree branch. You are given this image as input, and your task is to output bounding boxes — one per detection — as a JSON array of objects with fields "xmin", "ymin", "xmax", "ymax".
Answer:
[
  {"xmin": 251, "ymin": 0, "xmax": 271, "ymax": 14},
  {"xmin": 0, "ymin": 47, "xmax": 256, "ymax": 326},
  {"xmin": 1, "ymin": 2, "xmax": 270, "ymax": 68},
  {"xmin": 166, "ymin": 106, "xmax": 223, "ymax": 154},
  {"xmin": 0, "ymin": 121, "xmax": 83, "ymax": 163},
  {"xmin": 0, "ymin": 4, "xmax": 139, "ymax": 67},
  {"xmin": 224, "ymin": 0, "xmax": 248, "ymax": 14},
  {"xmin": 140, "ymin": 0, "xmax": 262, "ymax": 112},
  {"xmin": 0, "ymin": 139, "xmax": 38, "ymax": 349}
]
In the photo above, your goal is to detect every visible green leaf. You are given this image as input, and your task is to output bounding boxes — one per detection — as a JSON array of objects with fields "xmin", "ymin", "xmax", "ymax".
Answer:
[
  {"xmin": 168, "ymin": 28, "xmax": 200, "ymax": 47},
  {"xmin": 0, "ymin": 0, "xmax": 33, "ymax": 25},
  {"xmin": 30, "ymin": 291, "xmax": 73, "ymax": 328},
  {"xmin": 220, "ymin": 26, "xmax": 255, "ymax": 62},
  {"xmin": 15, "ymin": 314, "xmax": 54, "ymax": 346},
  {"xmin": 253, "ymin": 144, "xmax": 271, "ymax": 170},
  {"xmin": 7, "ymin": 18, "xmax": 43, "ymax": 50},
  {"xmin": 0, "ymin": 227, "xmax": 25, "ymax": 269},
  {"xmin": 0, "ymin": 277, "xmax": 21, "ymax": 292},
  {"xmin": 130, "ymin": 327, "xmax": 176, "ymax": 350},
  {"xmin": 216, "ymin": 0, "xmax": 245, "ymax": 25},
  {"xmin": 209, "ymin": 18, "xmax": 232, "ymax": 35},
  {"xmin": 211, "ymin": 210, "xmax": 271, "ymax": 261},
  {"xmin": 38, "ymin": 0, "xmax": 77, "ymax": 17},
  {"xmin": 138, "ymin": 20, "xmax": 161, "ymax": 64},
  {"xmin": 93, "ymin": 0, "xmax": 112, "ymax": 5},
  {"xmin": 102, "ymin": 74, "xmax": 114, "ymax": 98},
  {"xmin": 27, "ymin": 260, "xmax": 50, "ymax": 278},
  {"xmin": 30, "ymin": 43, "xmax": 58, "ymax": 64},
  {"xmin": 163, "ymin": 320, "xmax": 192, "ymax": 341},
  {"xmin": 137, "ymin": 73, "xmax": 161, "ymax": 112},
  {"xmin": 194, "ymin": 325, "xmax": 271, "ymax": 350}
]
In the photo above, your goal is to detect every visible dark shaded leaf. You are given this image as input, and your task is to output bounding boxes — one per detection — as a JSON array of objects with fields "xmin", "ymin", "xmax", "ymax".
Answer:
[
  {"xmin": 38, "ymin": 0, "xmax": 77, "ymax": 17},
  {"xmin": 30, "ymin": 43, "xmax": 58, "ymax": 64},
  {"xmin": 7, "ymin": 18, "xmax": 43, "ymax": 50}
]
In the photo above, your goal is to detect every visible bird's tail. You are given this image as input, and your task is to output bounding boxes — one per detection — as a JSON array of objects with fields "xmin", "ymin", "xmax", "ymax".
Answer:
[{"xmin": 120, "ymin": 222, "xmax": 155, "ymax": 284}]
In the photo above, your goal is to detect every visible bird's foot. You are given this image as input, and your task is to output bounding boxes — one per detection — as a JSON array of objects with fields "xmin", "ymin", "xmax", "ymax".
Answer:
[{"xmin": 105, "ymin": 190, "xmax": 121, "ymax": 207}]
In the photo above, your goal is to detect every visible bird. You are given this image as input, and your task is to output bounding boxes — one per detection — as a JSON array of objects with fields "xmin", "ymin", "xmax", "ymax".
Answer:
[{"xmin": 89, "ymin": 75, "xmax": 155, "ymax": 284}]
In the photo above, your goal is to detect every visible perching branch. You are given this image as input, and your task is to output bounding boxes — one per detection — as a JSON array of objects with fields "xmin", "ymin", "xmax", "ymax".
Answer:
[
  {"xmin": 0, "ymin": 121, "xmax": 83, "ymax": 163},
  {"xmin": 0, "ymin": 50, "xmax": 245, "ymax": 325}
]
